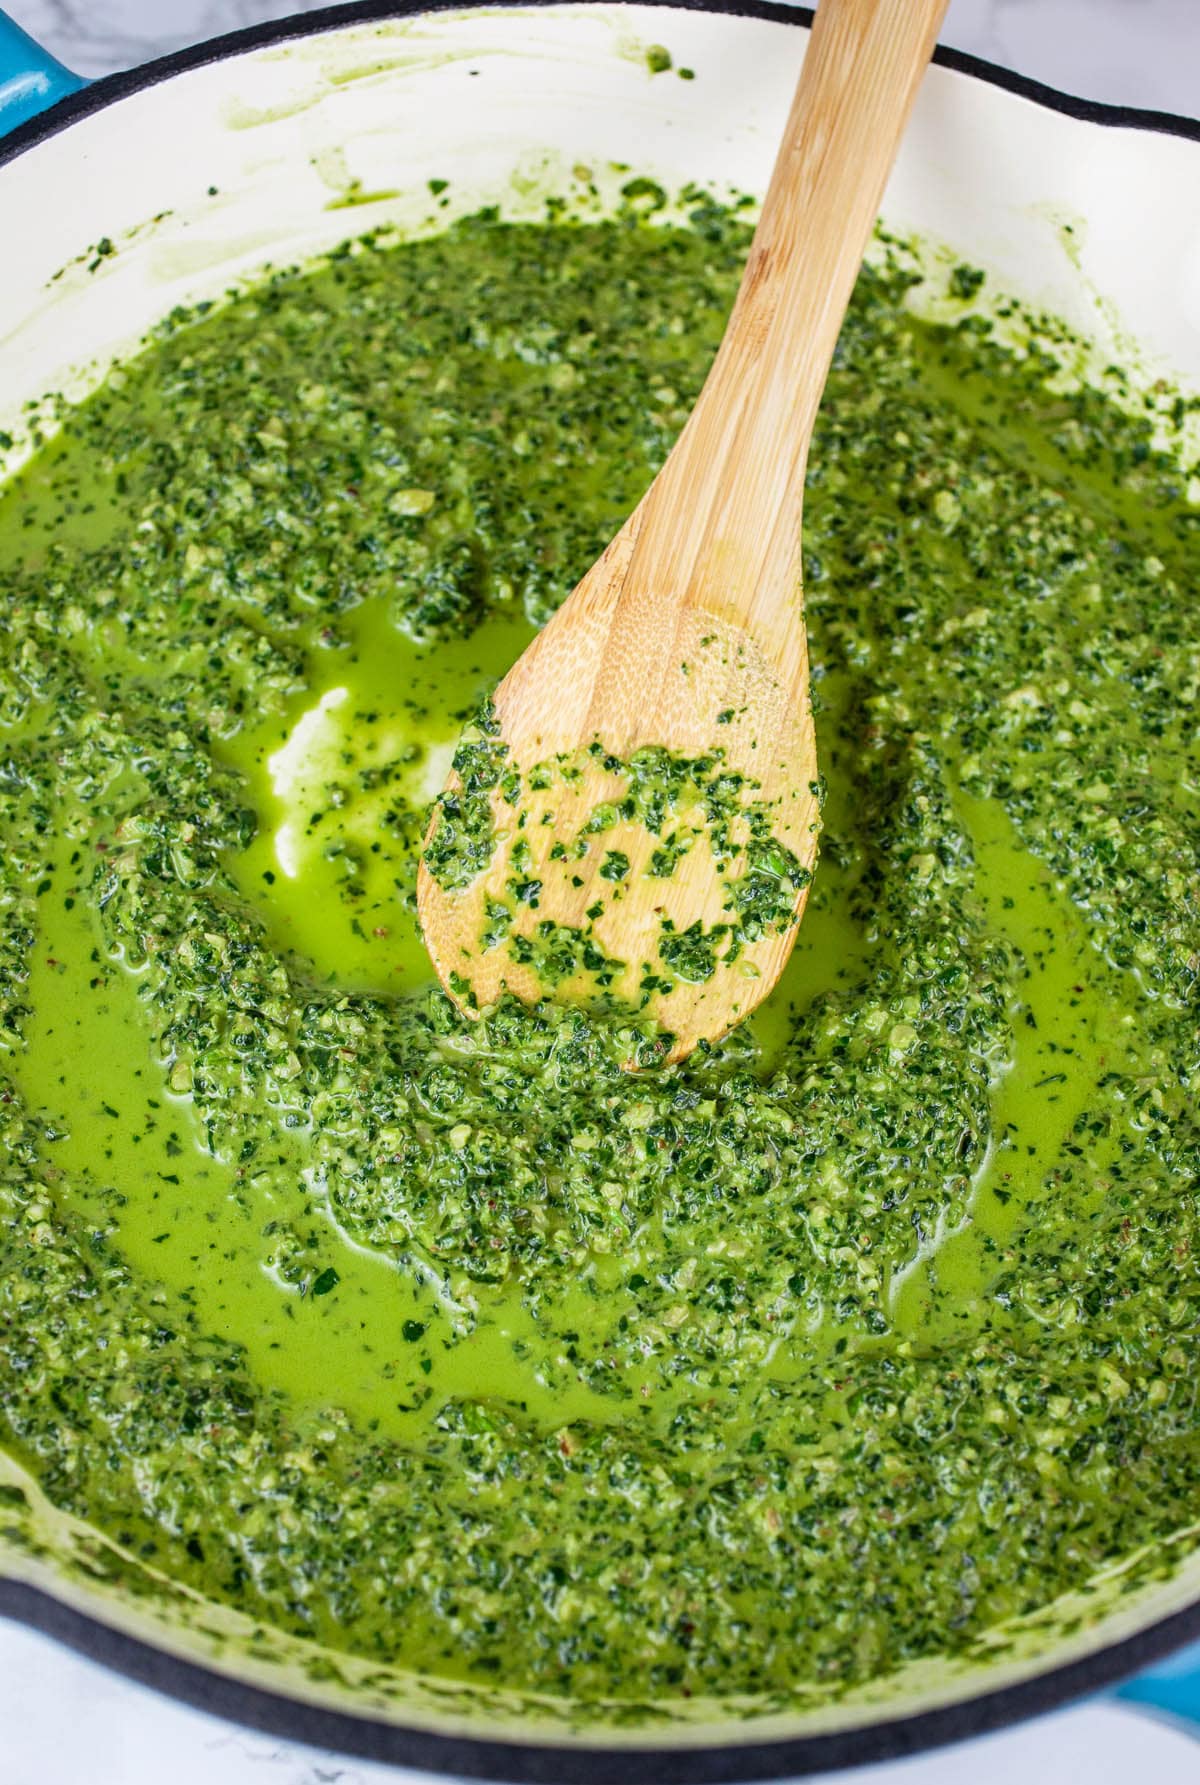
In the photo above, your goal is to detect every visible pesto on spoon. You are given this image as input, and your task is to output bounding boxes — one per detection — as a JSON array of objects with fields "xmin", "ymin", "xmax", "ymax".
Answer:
[{"xmin": 419, "ymin": 0, "xmax": 949, "ymax": 1061}]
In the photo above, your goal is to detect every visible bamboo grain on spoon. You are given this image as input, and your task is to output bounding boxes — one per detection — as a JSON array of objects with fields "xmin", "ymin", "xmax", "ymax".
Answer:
[{"xmin": 418, "ymin": 0, "xmax": 950, "ymax": 1063}]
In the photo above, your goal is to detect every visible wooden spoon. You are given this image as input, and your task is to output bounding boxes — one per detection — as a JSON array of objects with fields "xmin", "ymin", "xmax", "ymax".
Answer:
[{"xmin": 418, "ymin": 0, "xmax": 949, "ymax": 1063}]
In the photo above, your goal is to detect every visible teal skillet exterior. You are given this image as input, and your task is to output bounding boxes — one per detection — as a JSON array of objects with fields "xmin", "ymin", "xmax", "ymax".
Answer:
[
  {"xmin": 0, "ymin": 10, "xmax": 84, "ymax": 132},
  {"xmin": 0, "ymin": 0, "xmax": 1199, "ymax": 1761},
  {"xmin": 1114, "ymin": 1652, "xmax": 1200, "ymax": 1739}
]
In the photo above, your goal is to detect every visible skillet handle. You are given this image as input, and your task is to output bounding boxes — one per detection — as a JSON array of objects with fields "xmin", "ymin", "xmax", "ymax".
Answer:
[
  {"xmin": 1115, "ymin": 1639, "xmax": 1200, "ymax": 1736},
  {"xmin": 0, "ymin": 10, "xmax": 85, "ymax": 137}
]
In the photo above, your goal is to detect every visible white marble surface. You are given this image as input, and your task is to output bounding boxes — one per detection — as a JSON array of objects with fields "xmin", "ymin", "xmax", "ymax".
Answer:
[{"xmin": 1, "ymin": 0, "xmax": 1199, "ymax": 1781}]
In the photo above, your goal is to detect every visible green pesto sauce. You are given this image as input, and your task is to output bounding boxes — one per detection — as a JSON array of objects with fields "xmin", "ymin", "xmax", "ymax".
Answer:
[
  {"xmin": 424, "ymin": 714, "xmax": 817, "ymax": 1008},
  {"xmin": 0, "ymin": 202, "xmax": 1198, "ymax": 1712}
]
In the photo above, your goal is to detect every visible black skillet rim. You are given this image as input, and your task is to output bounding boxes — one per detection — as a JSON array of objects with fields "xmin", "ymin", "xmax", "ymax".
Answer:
[{"xmin": 2, "ymin": 1, "xmax": 1200, "ymax": 1776}]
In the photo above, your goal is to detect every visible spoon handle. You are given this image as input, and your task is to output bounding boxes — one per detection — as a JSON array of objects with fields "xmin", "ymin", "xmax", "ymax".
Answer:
[
  {"xmin": 731, "ymin": 0, "xmax": 950, "ymax": 439},
  {"xmin": 638, "ymin": 0, "xmax": 949, "ymax": 637}
]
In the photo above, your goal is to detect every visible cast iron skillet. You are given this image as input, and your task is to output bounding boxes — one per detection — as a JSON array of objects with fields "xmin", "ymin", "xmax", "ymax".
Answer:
[{"xmin": 1, "ymin": 3, "xmax": 1199, "ymax": 1777}]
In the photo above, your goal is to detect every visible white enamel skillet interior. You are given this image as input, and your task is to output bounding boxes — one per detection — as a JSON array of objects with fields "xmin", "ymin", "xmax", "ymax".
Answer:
[{"xmin": 1, "ymin": 3, "xmax": 1200, "ymax": 1778}]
